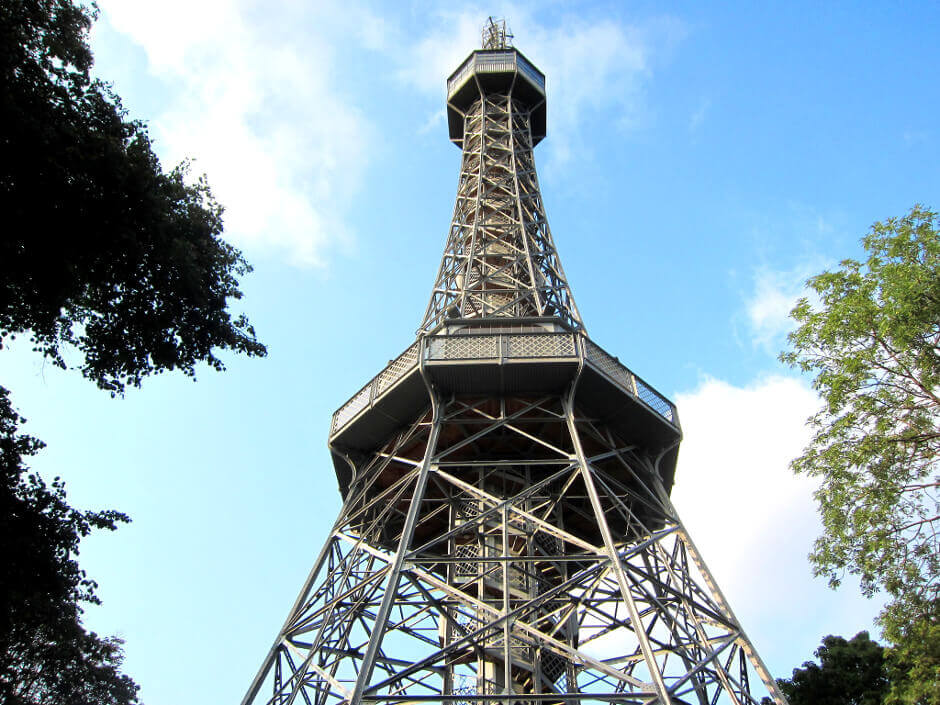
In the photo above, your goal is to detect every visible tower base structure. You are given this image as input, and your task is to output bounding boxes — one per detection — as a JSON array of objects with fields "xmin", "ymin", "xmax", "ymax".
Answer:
[{"xmin": 243, "ymin": 327, "xmax": 787, "ymax": 705}]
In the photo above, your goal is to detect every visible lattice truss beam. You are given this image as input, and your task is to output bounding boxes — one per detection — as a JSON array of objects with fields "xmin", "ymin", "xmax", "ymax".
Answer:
[
  {"xmin": 245, "ymin": 393, "xmax": 786, "ymax": 705},
  {"xmin": 422, "ymin": 94, "xmax": 582, "ymax": 332}
]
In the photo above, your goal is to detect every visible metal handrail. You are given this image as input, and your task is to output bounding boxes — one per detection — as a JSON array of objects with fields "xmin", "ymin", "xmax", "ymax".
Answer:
[
  {"xmin": 330, "ymin": 332, "xmax": 677, "ymax": 435},
  {"xmin": 447, "ymin": 51, "xmax": 546, "ymax": 99}
]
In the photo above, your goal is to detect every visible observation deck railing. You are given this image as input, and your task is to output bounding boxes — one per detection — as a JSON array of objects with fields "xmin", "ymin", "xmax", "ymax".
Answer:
[
  {"xmin": 447, "ymin": 50, "xmax": 546, "ymax": 99},
  {"xmin": 330, "ymin": 333, "xmax": 677, "ymax": 436}
]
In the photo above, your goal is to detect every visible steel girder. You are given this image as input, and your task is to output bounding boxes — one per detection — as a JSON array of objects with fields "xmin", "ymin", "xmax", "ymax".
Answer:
[
  {"xmin": 242, "ymin": 391, "xmax": 787, "ymax": 705},
  {"xmin": 421, "ymin": 94, "xmax": 582, "ymax": 333}
]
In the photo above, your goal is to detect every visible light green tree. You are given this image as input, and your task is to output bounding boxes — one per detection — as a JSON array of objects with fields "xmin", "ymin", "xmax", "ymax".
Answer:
[{"xmin": 782, "ymin": 205, "xmax": 939, "ymax": 704}]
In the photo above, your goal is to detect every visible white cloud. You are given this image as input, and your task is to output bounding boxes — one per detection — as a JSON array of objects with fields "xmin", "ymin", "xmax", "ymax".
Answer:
[
  {"xmin": 689, "ymin": 98, "xmax": 710, "ymax": 132},
  {"xmin": 418, "ymin": 109, "xmax": 447, "ymax": 135},
  {"xmin": 672, "ymin": 375, "xmax": 820, "ymax": 611},
  {"xmin": 94, "ymin": 0, "xmax": 379, "ymax": 267},
  {"xmin": 583, "ymin": 373, "xmax": 883, "ymax": 671},
  {"xmin": 745, "ymin": 267, "xmax": 805, "ymax": 348},
  {"xmin": 671, "ymin": 374, "xmax": 885, "ymax": 667},
  {"xmin": 743, "ymin": 256, "xmax": 829, "ymax": 350},
  {"xmin": 90, "ymin": 4, "xmax": 685, "ymax": 264}
]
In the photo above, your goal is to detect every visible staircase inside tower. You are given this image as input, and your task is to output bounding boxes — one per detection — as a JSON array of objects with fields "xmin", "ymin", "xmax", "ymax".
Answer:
[{"xmin": 442, "ymin": 468, "xmax": 578, "ymax": 699}]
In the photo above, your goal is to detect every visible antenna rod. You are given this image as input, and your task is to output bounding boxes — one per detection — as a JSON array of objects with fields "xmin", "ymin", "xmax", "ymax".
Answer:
[{"xmin": 481, "ymin": 16, "xmax": 512, "ymax": 49}]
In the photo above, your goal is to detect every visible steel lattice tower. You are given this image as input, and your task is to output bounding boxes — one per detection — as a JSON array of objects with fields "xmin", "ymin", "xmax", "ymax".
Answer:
[{"xmin": 243, "ymin": 19, "xmax": 789, "ymax": 705}]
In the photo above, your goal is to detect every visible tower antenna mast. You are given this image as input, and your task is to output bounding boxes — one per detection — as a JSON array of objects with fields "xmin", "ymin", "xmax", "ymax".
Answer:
[{"xmin": 482, "ymin": 16, "xmax": 512, "ymax": 49}]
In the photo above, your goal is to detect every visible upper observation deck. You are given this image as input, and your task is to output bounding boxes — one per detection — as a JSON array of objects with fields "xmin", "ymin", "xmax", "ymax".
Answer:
[{"xmin": 446, "ymin": 48, "xmax": 547, "ymax": 146}]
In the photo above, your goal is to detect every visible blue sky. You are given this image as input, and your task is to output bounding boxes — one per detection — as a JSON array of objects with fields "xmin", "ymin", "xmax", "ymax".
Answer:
[{"xmin": 3, "ymin": 1, "xmax": 939, "ymax": 702}]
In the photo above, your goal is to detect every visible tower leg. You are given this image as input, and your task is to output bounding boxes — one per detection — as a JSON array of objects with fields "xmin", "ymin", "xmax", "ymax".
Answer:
[
  {"xmin": 348, "ymin": 395, "xmax": 444, "ymax": 704},
  {"xmin": 244, "ymin": 395, "xmax": 787, "ymax": 705}
]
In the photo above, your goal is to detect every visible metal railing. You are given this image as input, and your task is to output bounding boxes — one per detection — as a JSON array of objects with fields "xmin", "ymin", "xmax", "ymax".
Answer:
[
  {"xmin": 331, "ymin": 333, "xmax": 676, "ymax": 435},
  {"xmin": 425, "ymin": 332, "xmax": 576, "ymax": 361},
  {"xmin": 447, "ymin": 56, "xmax": 476, "ymax": 97},
  {"xmin": 447, "ymin": 51, "xmax": 546, "ymax": 99},
  {"xmin": 516, "ymin": 54, "xmax": 545, "ymax": 91},
  {"xmin": 583, "ymin": 340, "xmax": 676, "ymax": 424},
  {"xmin": 330, "ymin": 343, "xmax": 419, "ymax": 434}
]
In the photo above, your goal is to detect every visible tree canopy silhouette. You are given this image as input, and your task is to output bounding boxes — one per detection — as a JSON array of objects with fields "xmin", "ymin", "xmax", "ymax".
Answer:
[
  {"xmin": 0, "ymin": 389, "xmax": 138, "ymax": 704},
  {"xmin": 770, "ymin": 632, "xmax": 889, "ymax": 705},
  {"xmin": 1, "ymin": 0, "xmax": 267, "ymax": 701},
  {"xmin": 1, "ymin": 0, "xmax": 266, "ymax": 394}
]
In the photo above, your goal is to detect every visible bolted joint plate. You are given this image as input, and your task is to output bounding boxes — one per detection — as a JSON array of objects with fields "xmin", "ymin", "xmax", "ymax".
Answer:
[
  {"xmin": 446, "ymin": 48, "xmax": 547, "ymax": 146},
  {"xmin": 327, "ymin": 323, "xmax": 681, "ymax": 499}
]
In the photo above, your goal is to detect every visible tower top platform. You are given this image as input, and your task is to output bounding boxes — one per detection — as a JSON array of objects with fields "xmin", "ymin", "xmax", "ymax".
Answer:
[{"xmin": 446, "ymin": 48, "xmax": 547, "ymax": 146}]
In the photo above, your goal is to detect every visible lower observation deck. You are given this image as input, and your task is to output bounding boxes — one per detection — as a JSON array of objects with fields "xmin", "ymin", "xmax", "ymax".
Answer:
[{"xmin": 329, "ymin": 323, "xmax": 681, "ymax": 495}]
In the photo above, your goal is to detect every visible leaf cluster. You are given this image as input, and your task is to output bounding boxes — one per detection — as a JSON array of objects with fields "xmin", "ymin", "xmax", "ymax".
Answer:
[
  {"xmin": 882, "ymin": 597, "xmax": 940, "ymax": 705},
  {"xmin": 782, "ymin": 205, "xmax": 939, "ymax": 702},
  {"xmin": 0, "ymin": 0, "xmax": 266, "ymax": 395},
  {"xmin": 772, "ymin": 632, "xmax": 889, "ymax": 705},
  {"xmin": 0, "ymin": 386, "xmax": 139, "ymax": 704},
  {"xmin": 782, "ymin": 205, "xmax": 939, "ymax": 600}
]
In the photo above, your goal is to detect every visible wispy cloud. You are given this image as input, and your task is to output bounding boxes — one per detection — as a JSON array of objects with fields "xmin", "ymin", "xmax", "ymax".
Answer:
[
  {"xmin": 902, "ymin": 129, "xmax": 930, "ymax": 148},
  {"xmin": 91, "ymin": 3, "xmax": 686, "ymax": 266},
  {"xmin": 395, "ymin": 6, "xmax": 686, "ymax": 166},
  {"xmin": 745, "ymin": 267, "xmax": 805, "ymax": 348},
  {"xmin": 93, "ymin": 0, "xmax": 382, "ymax": 267},
  {"xmin": 689, "ymin": 98, "xmax": 710, "ymax": 132},
  {"xmin": 418, "ymin": 109, "xmax": 447, "ymax": 135},
  {"xmin": 743, "ymin": 257, "xmax": 827, "ymax": 350}
]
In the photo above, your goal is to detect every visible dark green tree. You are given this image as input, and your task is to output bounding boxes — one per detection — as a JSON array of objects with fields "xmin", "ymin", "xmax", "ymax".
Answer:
[
  {"xmin": 781, "ymin": 205, "xmax": 939, "ymax": 703},
  {"xmin": 1, "ymin": 0, "xmax": 267, "ymax": 701},
  {"xmin": 0, "ymin": 389, "xmax": 138, "ymax": 704},
  {"xmin": 772, "ymin": 632, "xmax": 889, "ymax": 705},
  {"xmin": 1, "ymin": 0, "xmax": 266, "ymax": 394}
]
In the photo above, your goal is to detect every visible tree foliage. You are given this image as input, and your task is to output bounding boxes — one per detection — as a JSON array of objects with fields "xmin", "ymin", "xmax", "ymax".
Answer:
[
  {"xmin": 882, "ymin": 597, "xmax": 940, "ymax": 705},
  {"xmin": 0, "ymin": 388, "xmax": 139, "ymax": 704},
  {"xmin": 1, "ymin": 0, "xmax": 266, "ymax": 395},
  {"xmin": 772, "ymin": 632, "xmax": 889, "ymax": 705},
  {"xmin": 1, "ymin": 0, "xmax": 268, "ymax": 701},
  {"xmin": 782, "ymin": 205, "xmax": 939, "ymax": 702}
]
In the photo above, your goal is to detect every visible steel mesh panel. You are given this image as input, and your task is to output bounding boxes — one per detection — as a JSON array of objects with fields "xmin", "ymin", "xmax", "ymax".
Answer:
[
  {"xmin": 456, "ymin": 497, "xmax": 481, "ymax": 520},
  {"xmin": 455, "ymin": 544, "xmax": 478, "ymax": 579},
  {"xmin": 636, "ymin": 378, "xmax": 675, "ymax": 423},
  {"xmin": 585, "ymin": 339, "xmax": 676, "ymax": 425},
  {"xmin": 542, "ymin": 652, "xmax": 567, "ymax": 686},
  {"xmin": 453, "ymin": 609, "xmax": 485, "ymax": 639},
  {"xmin": 375, "ymin": 343, "xmax": 419, "ymax": 394},
  {"xmin": 505, "ymin": 333, "xmax": 575, "ymax": 358},
  {"xmin": 534, "ymin": 530, "xmax": 561, "ymax": 557},
  {"xmin": 331, "ymin": 385, "xmax": 372, "ymax": 433},
  {"xmin": 427, "ymin": 335, "xmax": 501, "ymax": 360},
  {"xmin": 584, "ymin": 339, "xmax": 633, "ymax": 389}
]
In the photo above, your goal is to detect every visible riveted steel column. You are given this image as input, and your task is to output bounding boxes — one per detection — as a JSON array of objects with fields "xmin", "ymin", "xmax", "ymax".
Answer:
[
  {"xmin": 347, "ymin": 392, "xmax": 444, "ymax": 705},
  {"xmin": 241, "ymin": 474, "xmax": 363, "ymax": 705},
  {"xmin": 562, "ymin": 389, "xmax": 672, "ymax": 705}
]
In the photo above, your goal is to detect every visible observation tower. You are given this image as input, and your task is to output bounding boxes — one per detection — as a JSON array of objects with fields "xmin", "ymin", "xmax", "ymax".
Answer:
[{"xmin": 243, "ymin": 19, "xmax": 788, "ymax": 705}]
